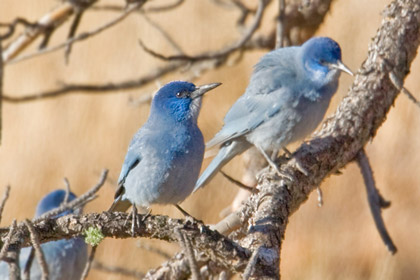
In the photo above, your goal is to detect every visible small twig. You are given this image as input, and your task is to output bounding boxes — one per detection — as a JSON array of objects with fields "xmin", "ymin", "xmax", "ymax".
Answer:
[
  {"xmin": 175, "ymin": 228, "xmax": 200, "ymax": 280},
  {"xmin": 23, "ymin": 219, "xmax": 49, "ymax": 280},
  {"xmin": 0, "ymin": 220, "xmax": 16, "ymax": 261},
  {"xmin": 22, "ymin": 248, "xmax": 35, "ymax": 280},
  {"xmin": 7, "ymin": 245, "xmax": 20, "ymax": 280},
  {"xmin": 220, "ymin": 171, "xmax": 255, "ymax": 193},
  {"xmin": 6, "ymin": 2, "xmax": 145, "ymax": 65},
  {"xmin": 0, "ymin": 18, "xmax": 38, "ymax": 40},
  {"xmin": 275, "ymin": 0, "xmax": 286, "ymax": 48},
  {"xmin": 356, "ymin": 149, "xmax": 396, "ymax": 254},
  {"xmin": 211, "ymin": 210, "xmax": 242, "ymax": 235},
  {"xmin": 0, "ymin": 40, "xmax": 3, "ymax": 144},
  {"xmin": 63, "ymin": 178, "xmax": 71, "ymax": 204},
  {"xmin": 3, "ymin": 62, "xmax": 184, "ymax": 103},
  {"xmin": 242, "ymin": 246, "xmax": 260, "ymax": 280},
  {"xmin": 137, "ymin": 242, "xmax": 171, "ymax": 259},
  {"xmin": 93, "ymin": 260, "xmax": 145, "ymax": 279},
  {"xmin": 138, "ymin": 0, "xmax": 266, "ymax": 62},
  {"xmin": 389, "ymin": 71, "xmax": 420, "ymax": 109},
  {"xmin": 34, "ymin": 169, "xmax": 108, "ymax": 222},
  {"xmin": 0, "ymin": 186, "xmax": 10, "ymax": 224},
  {"xmin": 145, "ymin": 0, "xmax": 185, "ymax": 13},
  {"xmin": 316, "ymin": 187, "xmax": 323, "ymax": 207},
  {"xmin": 141, "ymin": 13, "xmax": 184, "ymax": 54},
  {"xmin": 64, "ymin": 9, "xmax": 85, "ymax": 64},
  {"xmin": 92, "ymin": 0, "xmax": 184, "ymax": 13},
  {"xmin": 81, "ymin": 246, "xmax": 97, "ymax": 280}
]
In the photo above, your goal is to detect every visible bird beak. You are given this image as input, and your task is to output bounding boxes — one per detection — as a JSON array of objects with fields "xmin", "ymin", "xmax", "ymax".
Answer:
[
  {"xmin": 331, "ymin": 60, "xmax": 354, "ymax": 76},
  {"xmin": 191, "ymin": 83, "xmax": 222, "ymax": 99}
]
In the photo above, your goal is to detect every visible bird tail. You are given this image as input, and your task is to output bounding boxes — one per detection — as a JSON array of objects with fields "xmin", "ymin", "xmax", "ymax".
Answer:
[
  {"xmin": 108, "ymin": 196, "xmax": 131, "ymax": 212},
  {"xmin": 193, "ymin": 141, "xmax": 248, "ymax": 192}
]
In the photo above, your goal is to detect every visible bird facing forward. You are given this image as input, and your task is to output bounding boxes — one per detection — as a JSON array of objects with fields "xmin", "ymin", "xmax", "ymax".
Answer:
[
  {"xmin": 194, "ymin": 37, "xmax": 353, "ymax": 191},
  {"xmin": 110, "ymin": 81, "xmax": 221, "ymax": 217}
]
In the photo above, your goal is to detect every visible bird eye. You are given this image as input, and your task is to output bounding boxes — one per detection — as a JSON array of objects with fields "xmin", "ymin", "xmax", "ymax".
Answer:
[
  {"xmin": 319, "ymin": 59, "xmax": 326, "ymax": 65},
  {"xmin": 176, "ymin": 92, "xmax": 183, "ymax": 98}
]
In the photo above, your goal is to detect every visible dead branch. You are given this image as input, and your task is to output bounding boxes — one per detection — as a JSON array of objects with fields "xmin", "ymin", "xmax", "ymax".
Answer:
[
  {"xmin": 356, "ymin": 149, "xmax": 396, "ymax": 254},
  {"xmin": 6, "ymin": 1, "xmax": 146, "ymax": 65},
  {"xmin": 23, "ymin": 220, "xmax": 49, "ymax": 280},
  {"xmin": 2, "ymin": 62, "xmax": 185, "ymax": 103},
  {"xmin": 138, "ymin": 0, "xmax": 267, "ymax": 62},
  {"xmin": 0, "ymin": 186, "xmax": 10, "ymax": 225}
]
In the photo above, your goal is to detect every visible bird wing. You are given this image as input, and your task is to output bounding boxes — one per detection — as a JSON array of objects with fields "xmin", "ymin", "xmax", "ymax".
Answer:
[
  {"xmin": 109, "ymin": 134, "xmax": 143, "ymax": 212},
  {"xmin": 206, "ymin": 87, "xmax": 291, "ymax": 148},
  {"xmin": 207, "ymin": 49, "xmax": 298, "ymax": 149}
]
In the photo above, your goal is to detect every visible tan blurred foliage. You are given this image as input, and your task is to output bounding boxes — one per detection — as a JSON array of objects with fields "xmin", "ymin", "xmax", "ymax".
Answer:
[{"xmin": 0, "ymin": 0, "xmax": 419, "ymax": 279}]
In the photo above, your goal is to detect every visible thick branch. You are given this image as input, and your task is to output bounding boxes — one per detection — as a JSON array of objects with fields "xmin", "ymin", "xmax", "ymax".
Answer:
[{"xmin": 0, "ymin": 212, "xmax": 250, "ymax": 273}]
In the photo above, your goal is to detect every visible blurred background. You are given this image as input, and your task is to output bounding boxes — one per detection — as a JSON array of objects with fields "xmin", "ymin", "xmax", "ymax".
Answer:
[{"xmin": 0, "ymin": 0, "xmax": 419, "ymax": 279}]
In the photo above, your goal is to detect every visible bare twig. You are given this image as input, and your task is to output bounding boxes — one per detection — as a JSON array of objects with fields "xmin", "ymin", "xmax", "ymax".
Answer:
[
  {"xmin": 23, "ymin": 219, "xmax": 49, "ymax": 280},
  {"xmin": 0, "ymin": 220, "xmax": 16, "ymax": 261},
  {"xmin": 22, "ymin": 248, "xmax": 35, "ymax": 280},
  {"xmin": 6, "ymin": 1, "xmax": 146, "ymax": 65},
  {"xmin": 275, "ymin": 0, "xmax": 286, "ymax": 48},
  {"xmin": 2, "ymin": 4, "xmax": 75, "ymax": 62},
  {"xmin": 93, "ymin": 260, "xmax": 145, "ymax": 279},
  {"xmin": 92, "ymin": 0, "xmax": 184, "ymax": 13},
  {"xmin": 176, "ymin": 228, "xmax": 200, "ymax": 280},
  {"xmin": 138, "ymin": 0, "xmax": 267, "ymax": 62},
  {"xmin": 0, "ymin": 186, "xmax": 10, "ymax": 224},
  {"xmin": 388, "ymin": 72, "xmax": 420, "ymax": 109},
  {"xmin": 8, "ymin": 245, "xmax": 20, "ymax": 280},
  {"xmin": 64, "ymin": 9, "xmax": 85, "ymax": 64},
  {"xmin": 81, "ymin": 246, "xmax": 97, "ymax": 280},
  {"xmin": 211, "ymin": 210, "xmax": 242, "ymax": 235},
  {"xmin": 242, "ymin": 247, "xmax": 260, "ymax": 280},
  {"xmin": 316, "ymin": 187, "xmax": 323, "ymax": 207},
  {"xmin": 141, "ymin": 13, "xmax": 184, "ymax": 54},
  {"xmin": 63, "ymin": 178, "xmax": 71, "ymax": 205},
  {"xmin": 0, "ymin": 40, "xmax": 3, "ymax": 144},
  {"xmin": 356, "ymin": 149, "xmax": 396, "ymax": 254},
  {"xmin": 220, "ymin": 171, "xmax": 255, "ymax": 193},
  {"xmin": 34, "ymin": 169, "xmax": 108, "ymax": 222},
  {"xmin": 3, "ymin": 62, "xmax": 184, "ymax": 103}
]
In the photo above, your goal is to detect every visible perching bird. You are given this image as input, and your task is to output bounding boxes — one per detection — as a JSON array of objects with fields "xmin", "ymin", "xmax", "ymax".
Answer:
[
  {"xmin": 194, "ymin": 37, "xmax": 353, "ymax": 191},
  {"xmin": 109, "ymin": 81, "xmax": 221, "ymax": 218},
  {"xmin": 0, "ymin": 190, "xmax": 87, "ymax": 280}
]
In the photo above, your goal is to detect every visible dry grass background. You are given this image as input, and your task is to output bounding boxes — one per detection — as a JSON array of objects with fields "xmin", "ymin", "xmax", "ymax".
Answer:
[{"xmin": 0, "ymin": 0, "xmax": 419, "ymax": 279}]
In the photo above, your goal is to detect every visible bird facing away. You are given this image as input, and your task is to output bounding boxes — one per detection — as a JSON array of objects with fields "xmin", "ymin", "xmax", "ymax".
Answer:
[
  {"xmin": 109, "ymin": 81, "xmax": 221, "ymax": 216},
  {"xmin": 0, "ymin": 190, "xmax": 88, "ymax": 280},
  {"xmin": 194, "ymin": 37, "xmax": 353, "ymax": 191}
]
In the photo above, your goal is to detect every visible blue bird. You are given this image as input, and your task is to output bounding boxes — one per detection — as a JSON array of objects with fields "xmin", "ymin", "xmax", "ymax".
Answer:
[
  {"xmin": 194, "ymin": 37, "xmax": 352, "ymax": 191},
  {"xmin": 109, "ymin": 81, "xmax": 221, "ymax": 218},
  {"xmin": 0, "ymin": 190, "xmax": 87, "ymax": 280}
]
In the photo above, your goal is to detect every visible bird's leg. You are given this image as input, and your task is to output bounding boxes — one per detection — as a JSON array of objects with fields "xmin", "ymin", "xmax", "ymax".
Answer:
[
  {"xmin": 255, "ymin": 144, "xmax": 294, "ymax": 181},
  {"xmin": 131, "ymin": 204, "xmax": 138, "ymax": 237},
  {"xmin": 175, "ymin": 204, "xmax": 203, "ymax": 224},
  {"xmin": 270, "ymin": 149, "xmax": 279, "ymax": 161}
]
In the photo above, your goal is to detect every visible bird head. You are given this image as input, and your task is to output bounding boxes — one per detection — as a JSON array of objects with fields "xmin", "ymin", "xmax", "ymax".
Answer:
[
  {"xmin": 35, "ymin": 189, "xmax": 78, "ymax": 218},
  {"xmin": 301, "ymin": 37, "xmax": 353, "ymax": 79},
  {"xmin": 151, "ymin": 81, "xmax": 221, "ymax": 123}
]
